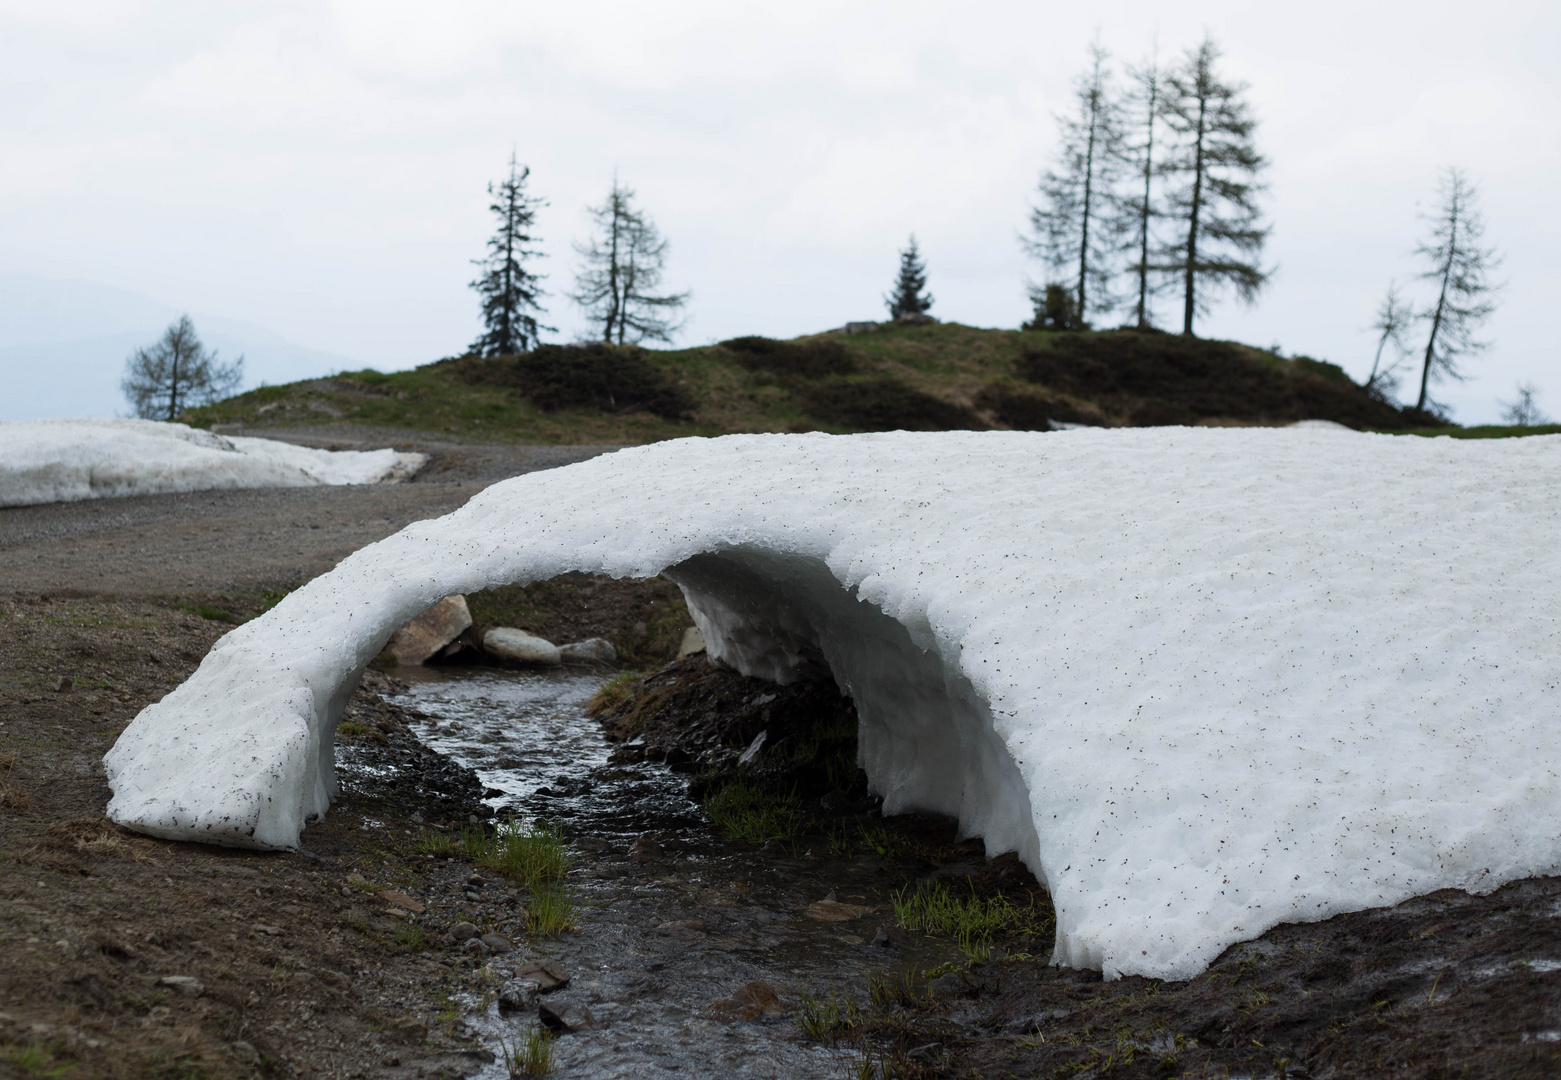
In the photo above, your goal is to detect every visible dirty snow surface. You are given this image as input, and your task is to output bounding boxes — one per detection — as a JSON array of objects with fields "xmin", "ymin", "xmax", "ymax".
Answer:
[
  {"xmin": 103, "ymin": 428, "xmax": 1561, "ymax": 980},
  {"xmin": 0, "ymin": 418, "xmax": 427, "ymax": 507}
]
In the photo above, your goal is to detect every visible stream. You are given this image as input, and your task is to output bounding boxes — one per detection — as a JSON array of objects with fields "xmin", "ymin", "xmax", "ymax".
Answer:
[{"xmin": 390, "ymin": 666, "xmax": 962, "ymax": 1079}]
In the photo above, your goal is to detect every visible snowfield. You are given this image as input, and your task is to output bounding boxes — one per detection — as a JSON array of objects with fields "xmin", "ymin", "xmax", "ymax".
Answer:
[
  {"xmin": 103, "ymin": 429, "xmax": 1561, "ymax": 979},
  {"xmin": 0, "ymin": 418, "xmax": 427, "ymax": 507}
]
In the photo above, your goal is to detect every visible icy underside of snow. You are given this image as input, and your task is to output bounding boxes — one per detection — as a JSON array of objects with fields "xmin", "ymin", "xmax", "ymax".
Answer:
[
  {"xmin": 103, "ymin": 429, "xmax": 1561, "ymax": 980},
  {"xmin": 0, "ymin": 418, "xmax": 427, "ymax": 507}
]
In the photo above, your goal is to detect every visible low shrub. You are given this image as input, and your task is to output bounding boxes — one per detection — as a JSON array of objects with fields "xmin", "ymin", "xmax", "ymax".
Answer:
[
  {"xmin": 454, "ymin": 344, "xmax": 694, "ymax": 420},
  {"xmin": 797, "ymin": 377, "xmax": 985, "ymax": 432},
  {"xmin": 720, "ymin": 336, "xmax": 857, "ymax": 379},
  {"xmin": 973, "ymin": 384, "xmax": 1101, "ymax": 430}
]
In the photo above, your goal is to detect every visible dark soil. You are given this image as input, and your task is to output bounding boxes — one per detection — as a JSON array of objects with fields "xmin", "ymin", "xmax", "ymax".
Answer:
[{"xmin": 0, "ymin": 597, "xmax": 525, "ymax": 1080}]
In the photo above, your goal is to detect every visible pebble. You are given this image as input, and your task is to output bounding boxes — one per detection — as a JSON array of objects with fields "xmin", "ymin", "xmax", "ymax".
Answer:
[
  {"xmin": 479, "ymin": 932, "xmax": 513, "ymax": 954},
  {"xmin": 158, "ymin": 975, "xmax": 204, "ymax": 997},
  {"xmin": 704, "ymin": 979, "xmax": 783, "ymax": 1022},
  {"xmin": 498, "ymin": 978, "xmax": 542, "ymax": 1011},
  {"xmin": 389, "ymin": 1016, "xmax": 427, "ymax": 1042},
  {"xmin": 449, "ymin": 921, "xmax": 479, "ymax": 942},
  {"xmin": 514, "ymin": 959, "xmax": 570, "ymax": 992},
  {"xmin": 538, "ymin": 996, "xmax": 595, "ymax": 1032}
]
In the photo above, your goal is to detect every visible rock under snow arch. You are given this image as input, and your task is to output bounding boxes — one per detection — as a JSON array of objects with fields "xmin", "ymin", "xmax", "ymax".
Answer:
[{"xmin": 103, "ymin": 429, "xmax": 1561, "ymax": 980}]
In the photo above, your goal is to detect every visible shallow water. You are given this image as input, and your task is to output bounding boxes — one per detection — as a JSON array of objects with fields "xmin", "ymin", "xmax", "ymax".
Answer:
[{"xmin": 392, "ymin": 666, "xmax": 960, "ymax": 1079}]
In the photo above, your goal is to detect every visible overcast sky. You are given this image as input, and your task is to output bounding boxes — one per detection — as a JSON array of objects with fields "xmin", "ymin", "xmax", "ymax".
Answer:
[{"xmin": 2, "ymin": 0, "xmax": 1556, "ymax": 422}]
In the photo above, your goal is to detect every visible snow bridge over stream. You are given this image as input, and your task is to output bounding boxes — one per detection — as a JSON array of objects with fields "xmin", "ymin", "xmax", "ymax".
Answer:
[{"xmin": 103, "ymin": 429, "xmax": 1561, "ymax": 980}]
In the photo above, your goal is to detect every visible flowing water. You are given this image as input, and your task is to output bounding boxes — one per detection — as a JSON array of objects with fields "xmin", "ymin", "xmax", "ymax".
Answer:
[{"xmin": 391, "ymin": 667, "xmax": 961, "ymax": 1079}]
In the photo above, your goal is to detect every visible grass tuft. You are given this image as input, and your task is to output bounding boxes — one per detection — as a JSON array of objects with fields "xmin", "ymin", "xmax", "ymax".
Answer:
[
  {"xmin": 524, "ymin": 884, "xmax": 578, "ymax": 936},
  {"xmin": 702, "ymin": 781, "xmax": 805, "ymax": 844},
  {"xmin": 893, "ymin": 879, "xmax": 1055, "ymax": 962},
  {"xmin": 499, "ymin": 1025, "xmax": 556, "ymax": 1077}
]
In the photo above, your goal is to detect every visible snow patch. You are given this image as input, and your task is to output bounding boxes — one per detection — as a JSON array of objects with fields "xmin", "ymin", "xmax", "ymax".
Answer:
[
  {"xmin": 102, "ymin": 428, "xmax": 1561, "ymax": 980},
  {"xmin": 0, "ymin": 418, "xmax": 426, "ymax": 507}
]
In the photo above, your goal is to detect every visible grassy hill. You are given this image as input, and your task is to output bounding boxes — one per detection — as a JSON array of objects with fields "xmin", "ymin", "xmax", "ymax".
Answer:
[{"xmin": 185, "ymin": 323, "xmax": 1470, "ymax": 442}]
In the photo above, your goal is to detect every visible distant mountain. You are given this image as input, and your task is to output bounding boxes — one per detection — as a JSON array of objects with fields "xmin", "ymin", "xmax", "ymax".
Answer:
[{"xmin": 0, "ymin": 272, "xmax": 362, "ymax": 420}]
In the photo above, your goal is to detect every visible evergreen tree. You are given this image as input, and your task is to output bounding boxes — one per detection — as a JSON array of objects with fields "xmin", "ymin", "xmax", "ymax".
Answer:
[
  {"xmin": 1160, "ymin": 36, "xmax": 1270, "ymax": 336},
  {"xmin": 1412, "ymin": 167, "xmax": 1502, "ymax": 413},
  {"xmin": 571, "ymin": 178, "xmax": 689, "ymax": 345},
  {"xmin": 469, "ymin": 154, "xmax": 550, "ymax": 356},
  {"xmin": 1120, "ymin": 46, "xmax": 1166, "ymax": 328},
  {"xmin": 121, "ymin": 315, "xmax": 243, "ymax": 421},
  {"xmin": 1023, "ymin": 43, "xmax": 1124, "ymax": 324},
  {"xmin": 1364, "ymin": 281, "xmax": 1414, "ymax": 400},
  {"xmin": 1023, "ymin": 283, "xmax": 1082, "ymax": 331},
  {"xmin": 885, "ymin": 235, "xmax": 933, "ymax": 320}
]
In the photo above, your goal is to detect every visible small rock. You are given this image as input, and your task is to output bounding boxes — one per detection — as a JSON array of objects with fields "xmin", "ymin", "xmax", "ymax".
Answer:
[
  {"xmin": 737, "ymin": 730, "xmax": 767, "ymax": 767},
  {"xmin": 870, "ymin": 927, "xmax": 904, "ymax": 949},
  {"xmin": 390, "ymin": 1016, "xmax": 427, "ymax": 1042},
  {"xmin": 479, "ymin": 932, "xmax": 513, "ymax": 954},
  {"xmin": 466, "ymin": 874, "xmax": 485, "ymax": 887},
  {"xmin": 803, "ymin": 898, "xmax": 872, "ymax": 923},
  {"xmin": 483, "ymin": 627, "xmax": 561, "ymax": 666},
  {"xmin": 705, "ymin": 980, "xmax": 782, "ymax": 1022},
  {"xmin": 464, "ymin": 938, "xmax": 488, "ymax": 958},
  {"xmin": 498, "ymin": 978, "xmax": 541, "ymax": 1011},
  {"xmin": 380, "ymin": 890, "xmax": 426, "ymax": 915},
  {"xmin": 387, "ymin": 596, "xmax": 472, "ymax": 666},
  {"xmin": 346, "ymin": 872, "xmax": 370, "ymax": 887},
  {"xmin": 927, "ymin": 972, "xmax": 967, "ymax": 998},
  {"xmin": 157, "ymin": 975, "xmax": 204, "ymax": 997},
  {"xmin": 538, "ymin": 996, "xmax": 595, "ymax": 1032},
  {"xmin": 251, "ymin": 924, "xmax": 283, "ymax": 937},
  {"xmin": 230, "ymin": 1041, "xmax": 260, "ymax": 1065},
  {"xmin": 628, "ymin": 836, "xmax": 663, "ymax": 861},
  {"xmin": 51, "ymin": 675, "xmax": 73, "ymax": 692},
  {"xmin": 819, "ymin": 790, "xmax": 851, "ymax": 812},
  {"xmin": 515, "ymin": 959, "xmax": 570, "ymax": 992},
  {"xmin": 449, "ymin": 921, "xmax": 479, "ymax": 942},
  {"xmin": 677, "ymin": 626, "xmax": 706, "ymax": 658},
  {"xmin": 558, "ymin": 637, "xmax": 618, "ymax": 665}
]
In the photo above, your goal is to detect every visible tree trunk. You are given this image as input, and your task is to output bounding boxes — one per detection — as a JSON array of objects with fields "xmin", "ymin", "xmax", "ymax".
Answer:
[
  {"xmin": 1077, "ymin": 95, "xmax": 1097, "ymax": 319},
  {"xmin": 1417, "ymin": 211, "xmax": 1459, "ymax": 412},
  {"xmin": 1182, "ymin": 95, "xmax": 1207, "ymax": 336}
]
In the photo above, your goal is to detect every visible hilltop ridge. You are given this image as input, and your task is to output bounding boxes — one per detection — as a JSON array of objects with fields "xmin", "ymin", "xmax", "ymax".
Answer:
[{"xmin": 185, "ymin": 323, "xmax": 1445, "ymax": 443}]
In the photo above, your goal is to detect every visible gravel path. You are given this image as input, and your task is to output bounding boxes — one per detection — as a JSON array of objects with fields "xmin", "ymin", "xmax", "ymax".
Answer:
[{"xmin": 0, "ymin": 431, "xmax": 620, "ymax": 599}]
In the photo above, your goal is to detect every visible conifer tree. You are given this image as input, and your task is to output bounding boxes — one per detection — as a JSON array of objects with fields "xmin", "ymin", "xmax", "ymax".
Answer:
[
  {"xmin": 1412, "ymin": 167, "xmax": 1502, "ymax": 413},
  {"xmin": 1120, "ymin": 47, "xmax": 1165, "ymax": 328},
  {"xmin": 885, "ymin": 235, "xmax": 933, "ymax": 320},
  {"xmin": 470, "ymin": 154, "xmax": 550, "ymax": 356},
  {"xmin": 1160, "ymin": 37, "xmax": 1270, "ymax": 336},
  {"xmin": 121, "ymin": 315, "xmax": 243, "ymax": 421},
  {"xmin": 571, "ymin": 178, "xmax": 689, "ymax": 345},
  {"xmin": 1023, "ymin": 43, "xmax": 1124, "ymax": 324},
  {"xmin": 1364, "ymin": 281, "xmax": 1414, "ymax": 400}
]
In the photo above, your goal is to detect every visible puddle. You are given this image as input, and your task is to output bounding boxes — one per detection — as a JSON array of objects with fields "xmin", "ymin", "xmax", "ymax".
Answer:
[{"xmin": 392, "ymin": 666, "xmax": 961, "ymax": 1079}]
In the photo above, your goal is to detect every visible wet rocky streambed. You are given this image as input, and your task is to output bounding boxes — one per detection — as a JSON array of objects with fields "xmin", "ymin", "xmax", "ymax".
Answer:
[
  {"xmin": 331, "ymin": 654, "xmax": 1561, "ymax": 1080},
  {"xmin": 362, "ymin": 664, "xmax": 977, "ymax": 1079}
]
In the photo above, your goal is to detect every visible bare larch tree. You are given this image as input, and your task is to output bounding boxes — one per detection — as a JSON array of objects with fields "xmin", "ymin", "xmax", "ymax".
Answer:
[
  {"xmin": 1023, "ymin": 42, "xmax": 1124, "ymax": 326},
  {"xmin": 1160, "ymin": 36, "xmax": 1269, "ymax": 336},
  {"xmin": 470, "ymin": 153, "xmax": 551, "ymax": 356},
  {"xmin": 571, "ymin": 179, "xmax": 689, "ymax": 345},
  {"xmin": 1499, "ymin": 382, "xmax": 1549, "ymax": 426},
  {"xmin": 1120, "ymin": 46, "xmax": 1164, "ymax": 328},
  {"xmin": 1365, "ymin": 281, "xmax": 1415, "ymax": 400},
  {"xmin": 886, "ymin": 234, "xmax": 934, "ymax": 320},
  {"xmin": 1412, "ymin": 167, "xmax": 1502, "ymax": 413},
  {"xmin": 121, "ymin": 315, "xmax": 243, "ymax": 421}
]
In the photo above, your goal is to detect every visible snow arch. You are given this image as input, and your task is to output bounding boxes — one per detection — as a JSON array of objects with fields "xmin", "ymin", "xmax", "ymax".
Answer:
[{"xmin": 104, "ymin": 429, "xmax": 1561, "ymax": 979}]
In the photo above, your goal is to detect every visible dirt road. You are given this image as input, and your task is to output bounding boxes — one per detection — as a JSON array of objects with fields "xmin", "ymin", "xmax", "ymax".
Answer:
[{"xmin": 0, "ymin": 432, "xmax": 617, "ymax": 599}]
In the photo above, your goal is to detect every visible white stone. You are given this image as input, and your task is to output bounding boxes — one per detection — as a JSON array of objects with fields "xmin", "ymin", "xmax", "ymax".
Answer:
[
  {"xmin": 677, "ymin": 626, "xmax": 707, "ymax": 658},
  {"xmin": 558, "ymin": 637, "xmax": 617, "ymax": 665},
  {"xmin": 483, "ymin": 628, "xmax": 561, "ymax": 666},
  {"xmin": 386, "ymin": 596, "xmax": 471, "ymax": 666}
]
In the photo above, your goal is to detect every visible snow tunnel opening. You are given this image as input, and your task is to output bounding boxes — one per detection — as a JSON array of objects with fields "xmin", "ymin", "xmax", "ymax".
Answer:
[{"xmin": 661, "ymin": 548, "xmax": 1043, "ymax": 883}]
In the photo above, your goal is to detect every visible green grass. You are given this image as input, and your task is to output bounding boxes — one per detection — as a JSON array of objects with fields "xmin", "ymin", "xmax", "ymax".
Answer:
[
  {"xmin": 892, "ymin": 880, "xmax": 1055, "ymax": 962},
  {"xmin": 586, "ymin": 671, "xmax": 641, "ymax": 717},
  {"xmin": 796, "ymin": 992, "xmax": 863, "ymax": 1042},
  {"xmin": 524, "ymin": 884, "xmax": 578, "ymax": 936},
  {"xmin": 393, "ymin": 924, "xmax": 430, "ymax": 950},
  {"xmin": 499, "ymin": 1026, "xmax": 556, "ymax": 1077},
  {"xmin": 2, "ymin": 1042, "xmax": 75, "ymax": 1078},
  {"xmin": 702, "ymin": 780, "xmax": 806, "ymax": 844},
  {"xmin": 175, "ymin": 602, "xmax": 241, "ymax": 625},
  {"xmin": 857, "ymin": 825, "xmax": 932, "ymax": 862}
]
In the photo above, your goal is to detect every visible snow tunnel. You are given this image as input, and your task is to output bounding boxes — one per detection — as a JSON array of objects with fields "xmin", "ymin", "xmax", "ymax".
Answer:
[{"xmin": 102, "ymin": 429, "xmax": 1561, "ymax": 980}]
